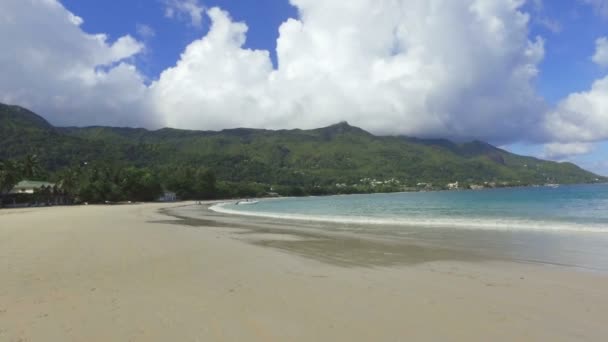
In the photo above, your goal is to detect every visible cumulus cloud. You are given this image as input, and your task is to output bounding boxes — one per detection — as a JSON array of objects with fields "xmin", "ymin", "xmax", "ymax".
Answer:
[
  {"xmin": 152, "ymin": 1, "xmax": 546, "ymax": 143},
  {"xmin": 542, "ymin": 142, "xmax": 594, "ymax": 159},
  {"xmin": 0, "ymin": 0, "xmax": 156, "ymax": 127},
  {"xmin": 593, "ymin": 37, "xmax": 608, "ymax": 67},
  {"xmin": 162, "ymin": 0, "xmax": 205, "ymax": 28},
  {"xmin": 4, "ymin": 0, "xmax": 608, "ymax": 162},
  {"xmin": 545, "ymin": 76, "xmax": 608, "ymax": 143},
  {"xmin": 545, "ymin": 37, "xmax": 608, "ymax": 144}
]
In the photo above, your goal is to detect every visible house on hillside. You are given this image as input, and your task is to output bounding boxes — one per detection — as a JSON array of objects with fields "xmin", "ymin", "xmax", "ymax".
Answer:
[
  {"xmin": 446, "ymin": 182, "xmax": 460, "ymax": 190},
  {"xmin": 10, "ymin": 180, "xmax": 56, "ymax": 194}
]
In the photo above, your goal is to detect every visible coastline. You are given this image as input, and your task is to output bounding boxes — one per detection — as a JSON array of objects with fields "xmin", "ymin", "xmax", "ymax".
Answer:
[
  {"xmin": 2, "ymin": 203, "xmax": 608, "ymax": 340},
  {"xmin": 209, "ymin": 198, "xmax": 608, "ymax": 233}
]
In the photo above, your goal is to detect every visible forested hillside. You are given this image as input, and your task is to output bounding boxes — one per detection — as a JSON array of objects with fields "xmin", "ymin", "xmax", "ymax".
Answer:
[{"xmin": 1, "ymin": 103, "xmax": 604, "ymax": 201}]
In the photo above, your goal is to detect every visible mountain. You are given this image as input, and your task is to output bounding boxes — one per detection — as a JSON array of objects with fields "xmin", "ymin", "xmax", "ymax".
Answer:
[{"xmin": 0, "ymin": 103, "xmax": 604, "ymax": 188}]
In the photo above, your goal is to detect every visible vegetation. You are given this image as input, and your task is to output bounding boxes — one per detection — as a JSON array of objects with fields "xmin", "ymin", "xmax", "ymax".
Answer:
[
  {"xmin": 1, "ymin": 102, "xmax": 605, "ymax": 205},
  {"xmin": 0, "ymin": 159, "xmax": 22, "ymax": 195}
]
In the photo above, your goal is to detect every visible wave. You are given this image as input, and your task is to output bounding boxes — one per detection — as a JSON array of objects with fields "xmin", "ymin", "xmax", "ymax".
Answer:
[{"xmin": 209, "ymin": 202, "xmax": 608, "ymax": 233}]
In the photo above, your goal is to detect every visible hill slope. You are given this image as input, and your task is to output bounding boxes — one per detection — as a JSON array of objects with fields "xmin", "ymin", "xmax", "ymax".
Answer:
[{"xmin": 1, "ymin": 103, "xmax": 604, "ymax": 188}]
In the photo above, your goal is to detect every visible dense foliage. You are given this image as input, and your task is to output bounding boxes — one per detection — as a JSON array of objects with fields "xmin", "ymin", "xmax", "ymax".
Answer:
[
  {"xmin": 1, "ymin": 102, "xmax": 605, "ymax": 204},
  {"xmin": 0, "ymin": 159, "xmax": 22, "ymax": 195}
]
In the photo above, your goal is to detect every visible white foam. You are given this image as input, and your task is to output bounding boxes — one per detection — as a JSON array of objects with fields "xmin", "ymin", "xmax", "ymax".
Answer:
[{"xmin": 209, "ymin": 202, "xmax": 608, "ymax": 233}]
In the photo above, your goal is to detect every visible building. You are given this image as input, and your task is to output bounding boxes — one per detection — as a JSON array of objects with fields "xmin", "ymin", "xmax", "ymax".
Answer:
[
  {"xmin": 10, "ymin": 180, "xmax": 56, "ymax": 194},
  {"xmin": 2, "ymin": 180, "xmax": 65, "ymax": 208},
  {"xmin": 446, "ymin": 182, "xmax": 459, "ymax": 190},
  {"xmin": 158, "ymin": 191, "xmax": 177, "ymax": 202}
]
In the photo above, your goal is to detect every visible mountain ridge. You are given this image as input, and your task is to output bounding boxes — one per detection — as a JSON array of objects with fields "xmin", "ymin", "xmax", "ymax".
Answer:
[{"xmin": 1, "ymin": 103, "xmax": 604, "ymax": 188}]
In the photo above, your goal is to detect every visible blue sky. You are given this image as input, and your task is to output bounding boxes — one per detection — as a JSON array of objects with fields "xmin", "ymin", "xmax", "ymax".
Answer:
[
  {"xmin": 61, "ymin": 0, "xmax": 298, "ymax": 77},
  {"xmin": 1, "ymin": 0, "xmax": 608, "ymax": 175},
  {"xmin": 524, "ymin": 1, "xmax": 607, "ymax": 103},
  {"xmin": 516, "ymin": 0, "xmax": 608, "ymax": 173}
]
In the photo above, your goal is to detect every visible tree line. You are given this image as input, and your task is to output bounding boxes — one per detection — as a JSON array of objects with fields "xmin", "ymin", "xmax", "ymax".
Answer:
[
  {"xmin": 0, "ymin": 156, "xmax": 229, "ymax": 206},
  {"xmin": 2, "ymin": 154, "xmax": 424, "ymax": 208},
  {"xmin": 0, "ymin": 155, "xmax": 43, "ymax": 195},
  {"xmin": 2, "ymin": 155, "xmax": 407, "ymax": 208}
]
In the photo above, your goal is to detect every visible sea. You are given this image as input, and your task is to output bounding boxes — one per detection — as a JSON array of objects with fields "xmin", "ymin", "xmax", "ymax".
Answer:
[{"xmin": 211, "ymin": 184, "xmax": 608, "ymax": 272}]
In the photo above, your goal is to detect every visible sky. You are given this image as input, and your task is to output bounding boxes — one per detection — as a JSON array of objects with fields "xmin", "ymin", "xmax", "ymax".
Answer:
[{"xmin": 1, "ymin": 0, "xmax": 607, "ymax": 175}]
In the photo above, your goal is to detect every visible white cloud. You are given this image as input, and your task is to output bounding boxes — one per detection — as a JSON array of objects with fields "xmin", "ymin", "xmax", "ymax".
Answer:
[
  {"xmin": 0, "ymin": 0, "xmax": 155, "ymax": 128},
  {"xmin": 106, "ymin": 35, "xmax": 144, "ymax": 62},
  {"xmin": 68, "ymin": 12, "xmax": 83, "ymax": 26},
  {"xmin": 152, "ymin": 1, "xmax": 546, "ymax": 143},
  {"xmin": 162, "ymin": 0, "xmax": 205, "ymax": 28},
  {"xmin": 4, "ymin": 0, "xmax": 608, "ymax": 163},
  {"xmin": 545, "ymin": 76, "xmax": 608, "ymax": 143},
  {"xmin": 542, "ymin": 142, "xmax": 594, "ymax": 159},
  {"xmin": 151, "ymin": 8, "xmax": 275, "ymax": 129},
  {"xmin": 136, "ymin": 24, "xmax": 156, "ymax": 39},
  {"xmin": 545, "ymin": 39, "xmax": 608, "ymax": 144},
  {"xmin": 593, "ymin": 37, "xmax": 608, "ymax": 67}
]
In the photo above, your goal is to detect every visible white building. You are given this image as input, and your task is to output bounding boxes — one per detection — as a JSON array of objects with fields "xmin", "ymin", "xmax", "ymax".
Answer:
[
  {"xmin": 10, "ymin": 180, "xmax": 56, "ymax": 194},
  {"xmin": 447, "ymin": 182, "xmax": 459, "ymax": 190},
  {"xmin": 158, "ymin": 191, "xmax": 177, "ymax": 202}
]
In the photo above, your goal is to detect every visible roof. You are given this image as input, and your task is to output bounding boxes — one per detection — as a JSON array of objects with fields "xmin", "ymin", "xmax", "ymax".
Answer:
[{"xmin": 12, "ymin": 180, "xmax": 56, "ymax": 190}]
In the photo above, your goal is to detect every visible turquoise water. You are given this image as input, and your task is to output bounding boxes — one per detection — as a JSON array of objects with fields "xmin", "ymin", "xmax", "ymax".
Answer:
[
  {"xmin": 207, "ymin": 184, "xmax": 608, "ymax": 271},
  {"xmin": 215, "ymin": 184, "xmax": 608, "ymax": 232}
]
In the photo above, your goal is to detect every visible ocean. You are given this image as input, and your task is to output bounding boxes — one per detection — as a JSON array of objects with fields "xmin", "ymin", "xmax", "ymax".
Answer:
[
  {"xmin": 210, "ymin": 184, "xmax": 608, "ymax": 271},
  {"xmin": 215, "ymin": 184, "xmax": 608, "ymax": 232}
]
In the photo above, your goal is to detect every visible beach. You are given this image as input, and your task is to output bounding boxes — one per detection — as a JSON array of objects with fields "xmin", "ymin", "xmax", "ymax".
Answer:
[{"xmin": 2, "ymin": 203, "xmax": 608, "ymax": 341}]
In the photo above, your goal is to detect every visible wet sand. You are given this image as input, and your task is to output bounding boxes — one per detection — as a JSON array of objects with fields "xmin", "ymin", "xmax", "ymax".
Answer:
[{"xmin": 1, "ymin": 203, "xmax": 608, "ymax": 341}]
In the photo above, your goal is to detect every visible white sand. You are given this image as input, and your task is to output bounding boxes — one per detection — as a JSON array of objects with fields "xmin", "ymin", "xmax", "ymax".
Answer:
[{"xmin": 1, "ymin": 203, "xmax": 608, "ymax": 341}]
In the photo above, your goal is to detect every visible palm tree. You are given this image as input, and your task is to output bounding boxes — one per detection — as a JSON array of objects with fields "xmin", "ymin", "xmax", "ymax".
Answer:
[
  {"xmin": 21, "ymin": 154, "xmax": 42, "ymax": 180},
  {"xmin": 57, "ymin": 165, "xmax": 81, "ymax": 199},
  {"xmin": 0, "ymin": 160, "xmax": 22, "ymax": 206}
]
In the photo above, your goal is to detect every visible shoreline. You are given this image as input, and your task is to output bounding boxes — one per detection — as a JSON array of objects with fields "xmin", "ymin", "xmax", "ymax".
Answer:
[
  {"xmin": 163, "ymin": 204, "xmax": 488, "ymax": 268},
  {"xmin": 208, "ymin": 199, "xmax": 608, "ymax": 234},
  {"xmin": 2, "ymin": 203, "xmax": 608, "ymax": 340},
  {"xmin": 174, "ymin": 204, "xmax": 608, "ymax": 273}
]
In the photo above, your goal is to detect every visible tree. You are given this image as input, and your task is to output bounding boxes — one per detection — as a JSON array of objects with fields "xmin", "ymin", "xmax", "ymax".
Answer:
[
  {"xmin": 165, "ymin": 166, "xmax": 196, "ymax": 200},
  {"xmin": 0, "ymin": 160, "xmax": 22, "ymax": 206},
  {"xmin": 56, "ymin": 165, "xmax": 82, "ymax": 199},
  {"xmin": 194, "ymin": 169, "xmax": 217, "ymax": 199},
  {"xmin": 119, "ymin": 167, "xmax": 162, "ymax": 202},
  {"xmin": 0, "ymin": 160, "xmax": 21, "ymax": 192},
  {"xmin": 21, "ymin": 154, "xmax": 43, "ymax": 179},
  {"xmin": 75, "ymin": 163, "xmax": 118, "ymax": 203}
]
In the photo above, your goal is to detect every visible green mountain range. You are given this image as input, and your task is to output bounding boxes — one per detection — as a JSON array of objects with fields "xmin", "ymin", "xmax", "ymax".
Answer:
[{"xmin": 1, "ymin": 102, "xmax": 604, "ymax": 191}]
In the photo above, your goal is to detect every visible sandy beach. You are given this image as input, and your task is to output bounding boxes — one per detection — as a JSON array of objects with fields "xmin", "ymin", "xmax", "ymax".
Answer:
[{"xmin": 2, "ymin": 203, "xmax": 608, "ymax": 341}]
